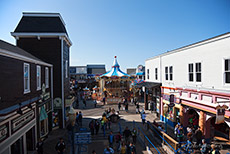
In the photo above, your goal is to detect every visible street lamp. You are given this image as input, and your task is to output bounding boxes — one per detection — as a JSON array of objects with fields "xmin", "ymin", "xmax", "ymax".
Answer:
[{"xmin": 69, "ymin": 106, "xmax": 76, "ymax": 154}]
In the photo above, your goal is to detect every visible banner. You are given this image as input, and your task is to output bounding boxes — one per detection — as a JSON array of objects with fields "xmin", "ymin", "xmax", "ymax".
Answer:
[{"xmin": 215, "ymin": 105, "xmax": 228, "ymax": 124}]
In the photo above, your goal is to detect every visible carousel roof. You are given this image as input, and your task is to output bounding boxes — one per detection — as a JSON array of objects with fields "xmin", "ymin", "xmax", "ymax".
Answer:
[{"xmin": 100, "ymin": 56, "xmax": 130, "ymax": 77}]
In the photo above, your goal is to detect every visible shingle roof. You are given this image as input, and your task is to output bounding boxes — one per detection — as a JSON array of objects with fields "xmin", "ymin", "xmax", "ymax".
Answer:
[
  {"xmin": 0, "ymin": 39, "xmax": 43, "ymax": 62},
  {"xmin": 14, "ymin": 16, "xmax": 68, "ymax": 34}
]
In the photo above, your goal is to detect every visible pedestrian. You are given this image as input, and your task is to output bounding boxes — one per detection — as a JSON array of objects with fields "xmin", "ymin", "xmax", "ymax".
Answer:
[
  {"xmin": 75, "ymin": 112, "xmax": 79, "ymax": 126},
  {"xmin": 194, "ymin": 126, "xmax": 203, "ymax": 145},
  {"xmin": 123, "ymin": 126, "xmax": 132, "ymax": 144},
  {"xmin": 94, "ymin": 99, "xmax": 97, "ymax": 108},
  {"xmin": 131, "ymin": 128, "xmax": 137, "ymax": 144},
  {"xmin": 103, "ymin": 97, "xmax": 106, "ymax": 105},
  {"xmin": 103, "ymin": 146, "xmax": 114, "ymax": 154},
  {"xmin": 92, "ymin": 150, "xmax": 97, "ymax": 154},
  {"xmin": 78, "ymin": 111, "xmax": 83, "ymax": 127},
  {"xmin": 210, "ymin": 144, "xmax": 220, "ymax": 154},
  {"xmin": 177, "ymin": 127, "xmax": 184, "ymax": 146},
  {"xmin": 200, "ymin": 139, "xmax": 208, "ymax": 154},
  {"xmin": 120, "ymin": 142, "xmax": 127, "ymax": 154},
  {"xmin": 55, "ymin": 138, "xmax": 66, "ymax": 154},
  {"xmin": 83, "ymin": 99, "xmax": 86, "ymax": 107},
  {"xmin": 108, "ymin": 131, "xmax": 115, "ymax": 148},
  {"xmin": 36, "ymin": 138, "xmax": 44, "ymax": 154},
  {"xmin": 89, "ymin": 120, "xmax": 95, "ymax": 135},
  {"xmin": 118, "ymin": 102, "xmax": 121, "ymax": 111},
  {"xmin": 115, "ymin": 132, "xmax": 122, "ymax": 152},
  {"xmin": 141, "ymin": 112, "xmax": 146, "ymax": 125},
  {"xmin": 136, "ymin": 103, "xmax": 139, "ymax": 114},
  {"xmin": 125, "ymin": 103, "xmax": 128, "ymax": 112},
  {"xmin": 127, "ymin": 142, "xmax": 136, "ymax": 154},
  {"xmin": 95, "ymin": 120, "xmax": 100, "ymax": 135}
]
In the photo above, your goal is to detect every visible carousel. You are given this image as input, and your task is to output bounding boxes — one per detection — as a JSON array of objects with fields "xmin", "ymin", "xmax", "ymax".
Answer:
[{"xmin": 98, "ymin": 56, "xmax": 135, "ymax": 103}]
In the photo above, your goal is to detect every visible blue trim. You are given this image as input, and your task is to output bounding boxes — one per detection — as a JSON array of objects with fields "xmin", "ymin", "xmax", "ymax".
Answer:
[
  {"xmin": 136, "ymin": 72, "xmax": 145, "ymax": 75},
  {"xmin": 0, "ymin": 96, "xmax": 39, "ymax": 114},
  {"xmin": 160, "ymin": 115, "xmax": 176, "ymax": 127}
]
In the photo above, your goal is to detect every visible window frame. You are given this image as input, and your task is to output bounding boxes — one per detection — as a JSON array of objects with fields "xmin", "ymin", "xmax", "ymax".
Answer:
[
  {"xmin": 224, "ymin": 59, "xmax": 230, "ymax": 84},
  {"xmin": 195, "ymin": 62, "xmax": 202, "ymax": 82},
  {"xmin": 24, "ymin": 63, "xmax": 30, "ymax": 94},
  {"xmin": 155, "ymin": 68, "xmax": 158, "ymax": 80},
  {"xmin": 36, "ymin": 65, "xmax": 41, "ymax": 90},
  {"xmin": 169, "ymin": 66, "xmax": 173, "ymax": 81},
  {"xmin": 165, "ymin": 67, "xmax": 168, "ymax": 81},
  {"xmin": 45, "ymin": 67, "xmax": 49, "ymax": 88},
  {"xmin": 188, "ymin": 63, "xmax": 194, "ymax": 82},
  {"xmin": 147, "ymin": 69, "xmax": 149, "ymax": 80}
]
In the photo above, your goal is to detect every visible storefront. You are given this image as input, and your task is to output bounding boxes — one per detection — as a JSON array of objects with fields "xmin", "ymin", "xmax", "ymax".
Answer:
[{"xmin": 0, "ymin": 105, "xmax": 36, "ymax": 154}]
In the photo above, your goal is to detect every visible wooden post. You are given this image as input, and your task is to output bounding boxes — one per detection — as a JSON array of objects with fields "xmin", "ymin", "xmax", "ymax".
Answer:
[
  {"xmin": 179, "ymin": 105, "xmax": 184, "ymax": 125},
  {"xmin": 199, "ymin": 111, "xmax": 205, "ymax": 134}
]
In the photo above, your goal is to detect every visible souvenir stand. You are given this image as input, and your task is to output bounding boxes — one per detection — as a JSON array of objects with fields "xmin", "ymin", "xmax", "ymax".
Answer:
[{"xmin": 98, "ymin": 56, "xmax": 135, "ymax": 103}]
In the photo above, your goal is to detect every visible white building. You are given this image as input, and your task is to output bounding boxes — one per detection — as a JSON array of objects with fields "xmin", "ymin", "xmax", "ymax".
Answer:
[{"xmin": 145, "ymin": 33, "xmax": 230, "ymax": 142}]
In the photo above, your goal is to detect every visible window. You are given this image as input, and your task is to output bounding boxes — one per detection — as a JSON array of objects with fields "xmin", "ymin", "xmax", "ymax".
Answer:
[
  {"xmin": 225, "ymin": 59, "xmax": 230, "ymax": 83},
  {"xmin": 188, "ymin": 64, "xmax": 194, "ymax": 82},
  {"xmin": 65, "ymin": 60, "xmax": 68, "ymax": 78},
  {"xmin": 165, "ymin": 67, "xmax": 168, "ymax": 80},
  {"xmin": 169, "ymin": 66, "xmax": 173, "ymax": 80},
  {"xmin": 45, "ymin": 67, "xmax": 49, "ymax": 88},
  {"xmin": 195, "ymin": 62, "xmax": 201, "ymax": 82},
  {"xmin": 37, "ymin": 66, "xmax": 41, "ymax": 90},
  {"xmin": 147, "ymin": 69, "xmax": 149, "ymax": 79},
  {"xmin": 24, "ymin": 63, "xmax": 30, "ymax": 93},
  {"xmin": 155, "ymin": 68, "xmax": 158, "ymax": 80}
]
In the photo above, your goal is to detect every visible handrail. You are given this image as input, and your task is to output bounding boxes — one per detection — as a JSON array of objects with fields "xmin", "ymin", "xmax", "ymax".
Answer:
[
  {"xmin": 133, "ymin": 121, "xmax": 161, "ymax": 154},
  {"xmin": 147, "ymin": 121, "xmax": 176, "ymax": 152},
  {"xmin": 175, "ymin": 143, "xmax": 188, "ymax": 153}
]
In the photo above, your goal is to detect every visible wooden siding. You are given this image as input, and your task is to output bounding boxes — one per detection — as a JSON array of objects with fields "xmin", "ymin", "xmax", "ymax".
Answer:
[
  {"xmin": 0, "ymin": 55, "xmax": 51, "ymax": 111},
  {"xmin": 17, "ymin": 38, "xmax": 61, "ymax": 100}
]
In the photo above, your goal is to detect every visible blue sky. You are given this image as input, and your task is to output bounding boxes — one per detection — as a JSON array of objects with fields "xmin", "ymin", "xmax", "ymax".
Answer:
[{"xmin": 0, "ymin": 0, "xmax": 229, "ymax": 71}]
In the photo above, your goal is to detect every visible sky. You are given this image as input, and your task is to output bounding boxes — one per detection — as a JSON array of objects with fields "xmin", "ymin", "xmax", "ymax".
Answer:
[{"xmin": 0, "ymin": 0, "xmax": 229, "ymax": 72}]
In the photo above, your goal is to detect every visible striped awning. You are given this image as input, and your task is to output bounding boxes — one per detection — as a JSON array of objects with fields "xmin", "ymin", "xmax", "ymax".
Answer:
[{"xmin": 101, "ymin": 56, "xmax": 130, "ymax": 78}]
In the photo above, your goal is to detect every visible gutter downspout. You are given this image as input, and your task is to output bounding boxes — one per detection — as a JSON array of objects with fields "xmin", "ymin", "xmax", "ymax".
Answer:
[{"xmin": 61, "ymin": 37, "xmax": 65, "ymax": 129}]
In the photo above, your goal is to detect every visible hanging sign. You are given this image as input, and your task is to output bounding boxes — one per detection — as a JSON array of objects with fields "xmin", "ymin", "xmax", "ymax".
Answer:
[{"xmin": 215, "ymin": 105, "xmax": 228, "ymax": 124}]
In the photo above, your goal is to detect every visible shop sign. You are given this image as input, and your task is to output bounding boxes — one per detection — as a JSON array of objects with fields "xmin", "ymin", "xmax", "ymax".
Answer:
[
  {"xmin": 75, "ymin": 132, "xmax": 91, "ymax": 144},
  {"xmin": 11, "ymin": 110, "xmax": 35, "ymax": 133},
  {"xmin": 215, "ymin": 105, "xmax": 228, "ymax": 124},
  {"xmin": 0, "ymin": 122, "xmax": 9, "ymax": 143}
]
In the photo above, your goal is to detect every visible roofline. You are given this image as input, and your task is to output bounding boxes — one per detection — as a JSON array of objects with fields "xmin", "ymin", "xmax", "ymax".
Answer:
[
  {"xmin": 146, "ymin": 32, "xmax": 230, "ymax": 62},
  {"xmin": 11, "ymin": 32, "xmax": 72, "ymax": 46},
  {"xmin": 0, "ymin": 48, "xmax": 53, "ymax": 67},
  {"xmin": 22, "ymin": 12, "xmax": 66, "ymax": 26}
]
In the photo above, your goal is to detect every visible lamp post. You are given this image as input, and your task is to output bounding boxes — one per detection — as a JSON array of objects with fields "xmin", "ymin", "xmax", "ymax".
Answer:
[{"xmin": 69, "ymin": 106, "xmax": 76, "ymax": 154}]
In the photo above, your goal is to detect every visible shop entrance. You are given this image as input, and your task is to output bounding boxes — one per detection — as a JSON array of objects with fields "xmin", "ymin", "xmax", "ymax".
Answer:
[
  {"xmin": 26, "ymin": 127, "xmax": 35, "ymax": 152},
  {"xmin": 187, "ymin": 109, "xmax": 199, "ymax": 130},
  {"xmin": 207, "ymin": 116, "xmax": 229, "ymax": 140}
]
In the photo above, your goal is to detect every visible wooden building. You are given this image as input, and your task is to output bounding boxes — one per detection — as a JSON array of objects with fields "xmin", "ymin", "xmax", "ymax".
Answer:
[
  {"xmin": 11, "ymin": 12, "xmax": 72, "ymax": 128},
  {"xmin": 0, "ymin": 40, "xmax": 53, "ymax": 154}
]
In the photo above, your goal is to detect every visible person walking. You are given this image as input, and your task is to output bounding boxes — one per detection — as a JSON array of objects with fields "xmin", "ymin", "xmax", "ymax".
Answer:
[
  {"xmin": 131, "ymin": 128, "xmax": 137, "ymax": 144},
  {"xmin": 94, "ymin": 99, "xmax": 97, "ymax": 108},
  {"xmin": 78, "ymin": 111, "xmax": 83, "ymax": 127},
  {"xmin": 55, "ymin": 138, "xmax": 66, "ymax": 154},
  {"xmin": 123, "ymin": 126, "xmax": 132, "ymax": 144},
  {"xmin": 115, "ymin": 132, "xmax": 122, "ymax": 152},
  {"xmin": 194, "ymin": 126, "xmax": 203, "ymax": 145},
  {"xmin": 95, "ymin": 120, "xmax": 100, "ymax": 135},
  {"xmin": 83, "ymin": 99, "xmax": 86, "ymax": 107},
  {"xmin": 136, "ymin": 103, "xmax": 140, "ymax": 114},
  {"xmin": 103, "ymin": 146, "xmax": 114, "ymax": 154},
  {"xmin": 141, "ymin": 112, "xmax": 146, "ymax": 125},
  {"xmin": 103, "ymin": 97, "xmax": 106, "ymax": 105},
  {"xmin": 118, "ymin": 102, "xmax": 121, "ymax": 111},
  {"xmin": 120, "ymin": 142, "xmax": 127, "ymax": 154},
  {"xmin": 108, "ymin": 131, "xmax": 115, "ymax": 148},
  {"xmin": 89, "ymin": 120, "xmax": 95, "ymax": 135},
  {"xmin": 200, "ymin": 139, "xmax": 208, "ymax": 154},
  {"xmin": 127, "ymin": 142, "xmax": 136, "ymax": 154},
  {"xmin": 36, "ymin": 138, "xmax": 44, "ymax": 154}
]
